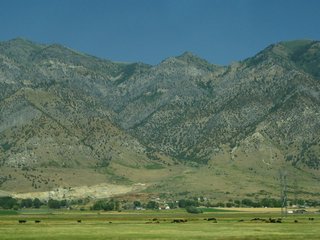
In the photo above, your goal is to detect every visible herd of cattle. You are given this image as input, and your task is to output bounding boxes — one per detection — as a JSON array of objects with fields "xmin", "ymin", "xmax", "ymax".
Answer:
[{"xmin": 17, "ymin": 217, "xmax": 315, "ymax": 224}]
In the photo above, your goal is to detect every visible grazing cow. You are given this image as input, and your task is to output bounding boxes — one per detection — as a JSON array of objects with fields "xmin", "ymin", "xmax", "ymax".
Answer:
[
  {"xmin": 294, "ymin": 220, "xmax": 298, "ymax": 223},
  {"xmin": 77, "ymin": 220, "xmax": 82, "ymax": 223},
  {"xmin": 172, "ymin": 219, "xmax": 187, "ymax": 223},
  {"xmin": 148, "ymin": 221, "xmax": 160, "ymax": 224},
  {"xmin": 268, "ymin": 218, "xmax": 276, "ymax": 223},
  {"xmin": 251, "ymin": 217, "xmax": 271, "ymax": 222},
  {"xmin": 309, "ymin": 217, "xmax": 314, "ymax": 221},
  {"xmin": 18, "ymin": 220, "xmax": 27, "ymax": 224},
  {"xmin": 207, "ymin": 217, "xmax": 217, "ymax": 223},
  {"xmin": 35, "ymin": 220, "xmax": 41, "ymax": 223}
]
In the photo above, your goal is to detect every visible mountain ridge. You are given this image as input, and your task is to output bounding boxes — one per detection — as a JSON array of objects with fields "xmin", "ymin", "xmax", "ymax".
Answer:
[{"xmin": 0, "ymin": 38, "xmax": 319, "ymax": 200}]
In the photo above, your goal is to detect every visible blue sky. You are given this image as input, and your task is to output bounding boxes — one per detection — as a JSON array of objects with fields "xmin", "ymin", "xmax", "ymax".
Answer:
[{"xmin": 1, "ymin": 0, "xmax": 319, "ymax": 65}]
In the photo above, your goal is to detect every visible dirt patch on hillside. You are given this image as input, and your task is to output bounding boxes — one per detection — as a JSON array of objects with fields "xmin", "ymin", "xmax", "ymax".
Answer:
[{"xmin": 12, "ymin": 183, "xmax": 147, "ymax": 200}]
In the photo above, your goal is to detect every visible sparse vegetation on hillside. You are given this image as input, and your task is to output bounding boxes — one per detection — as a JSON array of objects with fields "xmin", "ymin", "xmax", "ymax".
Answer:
[{"xmin": 0, "ymin": 38, "xmax": 320, "ymax": 201}]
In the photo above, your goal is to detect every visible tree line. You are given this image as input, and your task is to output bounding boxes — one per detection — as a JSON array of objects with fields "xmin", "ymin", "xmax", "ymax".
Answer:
[
  {"xmin": 0, "ymin": 197, "xmax": 43, "ymax": 209},
  {"xmin": 0, "ymin": 196, "xmax": 319, "ymax": 210}
]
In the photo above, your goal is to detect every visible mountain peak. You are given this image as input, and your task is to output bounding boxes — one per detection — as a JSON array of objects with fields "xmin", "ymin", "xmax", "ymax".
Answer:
[
  {"xmin": 174, "ymin": 51, "xmax": 221, "ymax": 71},
  {"xmin": 278, "ymin": 39, "xmax": 315, "ymax": 50},
  {"xmin": 176, "ymin": 51, "xmax": 202, "ymax": 62},
  {"xmin": 0, "ymin": 38, "xmax": 45, "ymax": 62},
  {"xmin": 8, "ymin": 37, "xmax": 33, "ymax": 44},
  {"xmin": 5, "ymin": 37, "xmax": 46, "ymax": 49},
  {"xmin": 261, "ymin": 39, "xmax": 316, "ymax": 57},
  {"xmin": 245, "ymin": 39, "xmax": 319, "ymax": 73}
]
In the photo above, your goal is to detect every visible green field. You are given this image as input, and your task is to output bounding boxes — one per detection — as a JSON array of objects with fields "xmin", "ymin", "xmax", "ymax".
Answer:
[{"xmin": 0, "ymin": 209, "xmax": 319, "ymax": 240}]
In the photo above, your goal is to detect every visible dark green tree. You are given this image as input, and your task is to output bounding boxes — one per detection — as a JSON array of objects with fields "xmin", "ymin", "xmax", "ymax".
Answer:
[
  {"xmin": 20, "ymin": 198, "xmax": 33, "ymax": 208},
  {"xmin": 146, "ymin": 201, "xmax": 159, "ymax": 210},
  {"xmin": 0, "ymin": 197, "xmax": 17, "ymax": 209},
  {"xmin": 186, "ymin": 206, "xmax": 203, "ymax": 214},
  {"xmin": 33, "ymin": 198, "xmax": 42, "ymax": 208},
  {"xmin": 178, "ymin": 199, "xmax": 198, "ymax": 208},
  {"xmin": 92, "ymin": 200, "xmax": 115, "ymax": 211},
  {"xmin": 133, "ymin": 201, "xmax": 141, "ymax": 208},
  {"xmin": 48, "ymin": 199, "xmax": 61, "ymax": 209}
]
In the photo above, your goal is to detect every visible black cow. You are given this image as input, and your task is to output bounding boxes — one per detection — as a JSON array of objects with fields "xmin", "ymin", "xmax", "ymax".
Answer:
[
  {"xmin": 172, "ymin": 219, "xmax": 187, "ymax": 223},
  {"xmin": 18, "ymin": 220, "xmax": 27, "ymax": 224},
  {"xmin": 269, "ymin": 218, "xmax": 276, "ymax": 223},
  {"xmin": 208, "ymin": 217, "xmax": 217, "ymax": 223}
]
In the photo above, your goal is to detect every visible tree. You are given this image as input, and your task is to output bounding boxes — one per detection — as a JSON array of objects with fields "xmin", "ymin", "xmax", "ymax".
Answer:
[
  {"xmin": 0, "ymin": 197, "xmax": 17, "ymax": 209},
  {"xmin": 226, "ymin": 202, "xmax": 234, "ymax": 208},
  {"xmin": 48, "ymin": 199, "xmax": 61, "ymax": 209},
  {"xmin": 234, "ymin": 200, "xmax": 241, "ymax": 207},
  {"xmin": 178, "ymin": 199, "xmax": 198, "ymax": 208},
  {"xmin": 104, "ymin": 201, "xmax": 115, "ymax": 211},
  {"xmin": 297, "ymin": 199, "xmax": 305, "ymax": 206},
  {"xmin": 20, "ymin": 198, "xmax": 33, "ymax": 208},
  {"xmin": 92, "ymin": 200, "xmax": 115, "ymax": 211},
  {"xmin": 33, "ymin": 198, "xmax": 42, "ymax": 208},
  {"xmin": 216, "ymin": 202, "xmax": 225, "ymax": 207},
  {"xmin": 186, "ymin": 206, "xmax": 203, "ymax": 214},
  {"xmin": 167, "ymin": 201, "xmax": 178, "ymax": 209},
  {"xmin": 114, "ymin": 200, "xmax": 120, "ymax": 211},
  {"xmin": 260, "ymin": 198, "xmax": 281, "ymax": 208},
  {"xmin": 241, "ymin": 199, "xmax": 254, "ymax": 207},
  {"xmin": 146, "ymin": 201, "xmax": 159, "ymax": 210},
  {"xmin": 60, "ymin": 200, "xmax": 67, "ymax": 208},
  {"xmin": 92, "ymin": 201, "xmax": 103, "ymax": 210},
  {"xmin": 133, "ymin": 201, "xmax": 141, "ymax": 208}
]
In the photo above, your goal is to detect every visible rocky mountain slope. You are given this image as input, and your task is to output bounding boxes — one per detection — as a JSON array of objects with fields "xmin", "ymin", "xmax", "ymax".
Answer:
[{"xmin": 0, "ymin": 38, "xmax": 319, "ymax": 200}]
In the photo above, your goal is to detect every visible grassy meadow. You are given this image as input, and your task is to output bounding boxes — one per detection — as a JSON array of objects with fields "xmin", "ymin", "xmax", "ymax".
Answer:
[{"xmin": 0, "ymin": 208, "xmax": 320, "ymax": 240}]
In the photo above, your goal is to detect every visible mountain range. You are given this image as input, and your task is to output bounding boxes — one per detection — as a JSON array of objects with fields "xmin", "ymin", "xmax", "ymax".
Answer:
[{"xmin": 0, "ymin": 38, "xmax": 319, "ymax": 201}]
